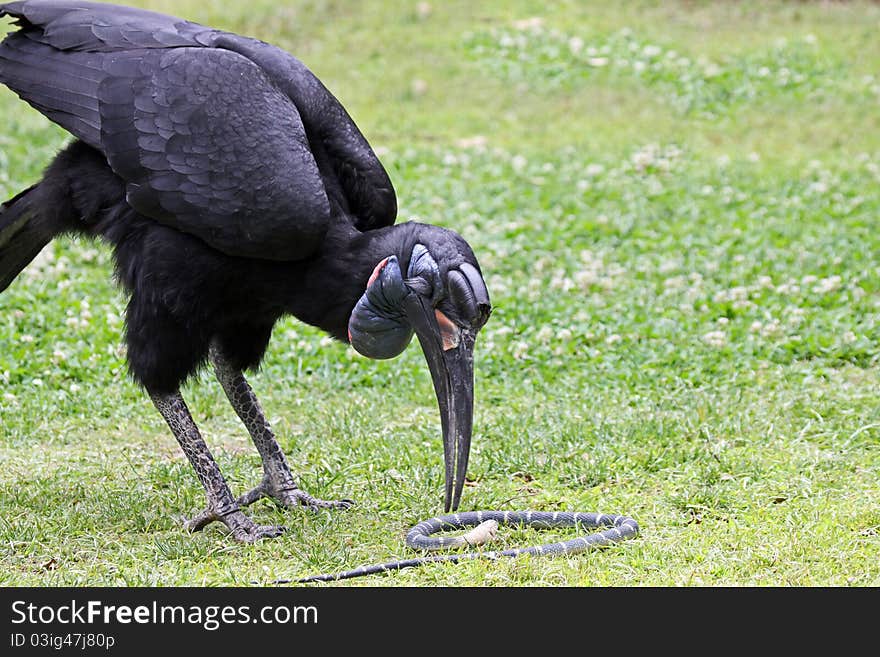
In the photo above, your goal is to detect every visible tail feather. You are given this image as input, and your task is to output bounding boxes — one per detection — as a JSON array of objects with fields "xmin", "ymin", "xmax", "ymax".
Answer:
[{"xmin": 0, "ymin": 183, "xmax": 53, "ymax": 293}]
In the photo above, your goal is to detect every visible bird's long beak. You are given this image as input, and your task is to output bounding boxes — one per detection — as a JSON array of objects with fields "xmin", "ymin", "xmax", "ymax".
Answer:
[{"xmin": 404, "ymin": 294, "xmax": 475, "ymax": 512}]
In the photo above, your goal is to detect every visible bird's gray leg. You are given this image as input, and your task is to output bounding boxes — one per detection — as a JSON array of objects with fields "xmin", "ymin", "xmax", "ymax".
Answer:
[
  {"xmin": 150, "ymin": 391, "xmax": 286, "ymax": 541},
  {"xmin": 209, "ymin": 344, "xmax": 353, "ymax": 511}
]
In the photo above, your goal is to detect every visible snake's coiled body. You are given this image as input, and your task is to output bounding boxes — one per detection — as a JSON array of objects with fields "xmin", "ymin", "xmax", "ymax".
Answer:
[{"xmin": 289, "ymin": 511, "xmax": 639, "ymax": 584}]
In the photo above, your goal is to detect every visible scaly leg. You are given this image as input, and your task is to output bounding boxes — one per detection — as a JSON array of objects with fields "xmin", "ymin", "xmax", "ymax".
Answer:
[
  {"xmin": 151, "ymin": 391, "xmax": 286, "ymax": 541},
  {"xmin": 208, "ymin": 343, "xmax": 353, "ymax": 512}
]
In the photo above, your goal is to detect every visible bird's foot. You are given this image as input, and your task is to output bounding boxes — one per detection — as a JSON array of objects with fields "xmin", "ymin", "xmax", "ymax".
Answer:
[
  {"xmin": 238, "ymin": 475, "xmax": 354, "ymax": 512},
  {"xmin": 185, "ymin": 507, "xmax": 286, "ymax": 542}
]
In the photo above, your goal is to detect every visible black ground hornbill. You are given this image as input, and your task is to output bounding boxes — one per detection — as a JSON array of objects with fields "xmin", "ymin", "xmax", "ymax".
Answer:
[{"xmin": 0, "ymin": 1, "xmax": 490, "ymax": 541}]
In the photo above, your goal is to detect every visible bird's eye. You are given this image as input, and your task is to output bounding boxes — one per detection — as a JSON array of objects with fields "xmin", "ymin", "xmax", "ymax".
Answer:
[
  {"xmin": 404, "ymin": 275, "xmax": 434, "ymax": 298},
  {"xmin": 406, "ymin": 244, "xmax": 441, "ymax": 299}
]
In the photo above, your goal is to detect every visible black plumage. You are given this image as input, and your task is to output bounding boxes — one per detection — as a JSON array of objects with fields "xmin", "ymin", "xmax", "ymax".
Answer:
[
  {"xmin": 0, "ymin": 0, "xmax": 397, "ymax": 258},
  {"xmin": 0, "ymin": 1, "xmax": 490, "ymax": 540}
]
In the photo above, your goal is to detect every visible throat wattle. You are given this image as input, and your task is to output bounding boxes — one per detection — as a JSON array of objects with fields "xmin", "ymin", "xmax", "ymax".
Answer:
[{"xmin": 347, "ymin": 255, "xmax": 414, "ymax": 359}]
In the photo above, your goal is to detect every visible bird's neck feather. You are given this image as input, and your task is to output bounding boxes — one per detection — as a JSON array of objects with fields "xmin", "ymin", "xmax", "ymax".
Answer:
[{"xmin": 282, "ymin": 221, "xmax": 420, "ymax": 341}]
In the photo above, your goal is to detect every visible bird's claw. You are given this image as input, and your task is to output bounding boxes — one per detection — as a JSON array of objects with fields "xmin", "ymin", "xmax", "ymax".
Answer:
[
  {"xmin": 183, "ymin": 478, "xmax": 351, "ymax": 541},
  {"xmin": 184, "ymin": 507, "xmax": 286, "ymax": 542},
  {"xmin": 237, "ymin": 476, "xmax": 354, "ymax": 512},
  {"xmin": 280, "ymin": 489, "xmax": 355, "ymax": 512}
]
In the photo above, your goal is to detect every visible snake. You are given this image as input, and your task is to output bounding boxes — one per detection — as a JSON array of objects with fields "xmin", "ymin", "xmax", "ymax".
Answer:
[{"xmin": 269, "ymin": 510, "xmax": 639, "ymax": 584}]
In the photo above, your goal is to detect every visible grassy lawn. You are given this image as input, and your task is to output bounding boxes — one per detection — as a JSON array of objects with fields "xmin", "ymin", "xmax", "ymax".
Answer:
[{"xmin": 1, "ymin": 0, "xmax": 878, "ymax": 586}]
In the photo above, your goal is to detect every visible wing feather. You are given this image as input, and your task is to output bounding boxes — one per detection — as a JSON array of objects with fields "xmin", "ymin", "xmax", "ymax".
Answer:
[{"xmin": 0, "ymin": 0, "xmax": 397, "ymax": 259}]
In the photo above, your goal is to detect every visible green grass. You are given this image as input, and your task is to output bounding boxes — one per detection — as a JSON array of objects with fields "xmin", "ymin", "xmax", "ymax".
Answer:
[{"xmin": 1, "ymin": 0, "xmax": 879, "ymax": 586}]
